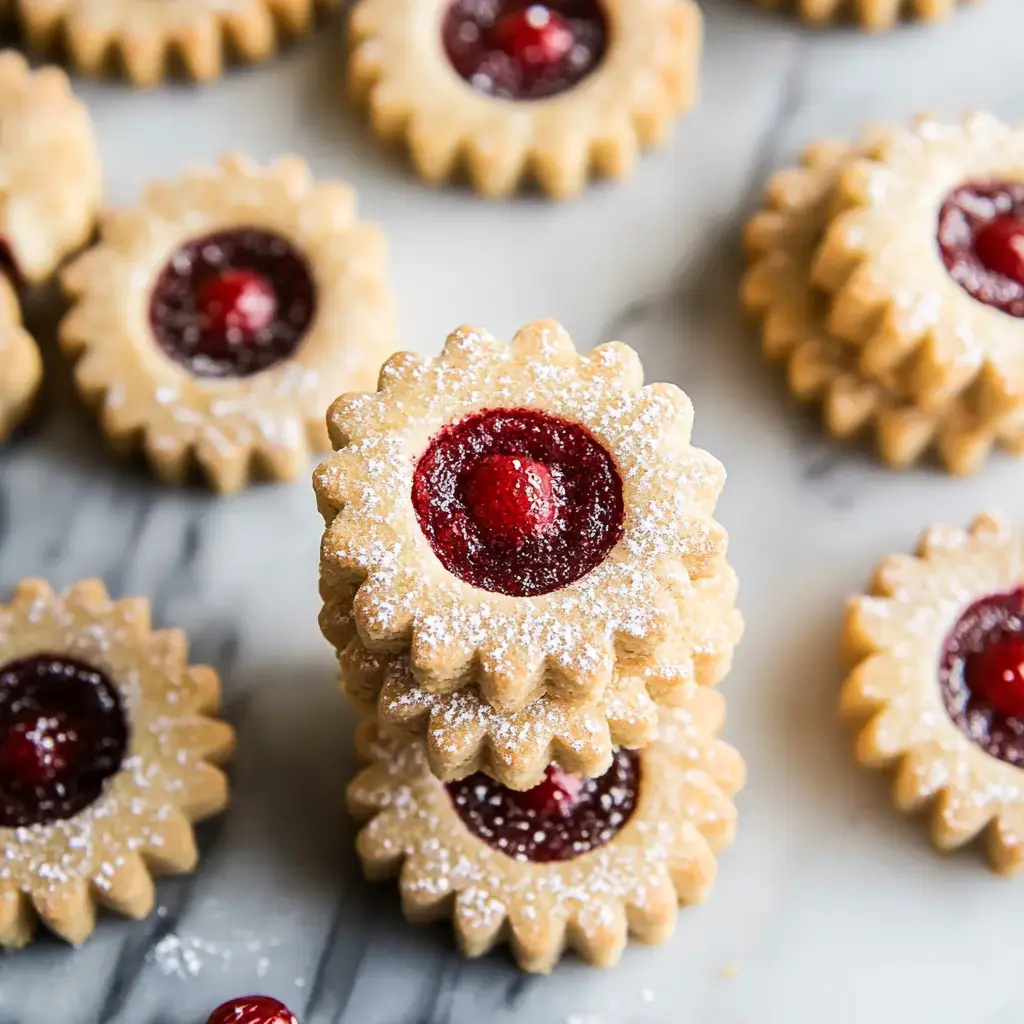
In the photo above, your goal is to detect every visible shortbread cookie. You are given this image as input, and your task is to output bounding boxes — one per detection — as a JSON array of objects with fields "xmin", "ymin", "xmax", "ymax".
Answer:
[
  {"xmin": 0, "ymin": 51, "xmax": 101, "ymax": 284},
  {"xmin": 742, "ymin": 133, "xmax": 1024, "ymax": 474},
  {"xmin": 0, "ymin": 579, "xmax": 234, "ymax": 947},
  {"xmin": 0, "ymin": 278, "xmax": 42, "ymax": 442},
  {"xmin": 753, "ymin": 0, "xmax": 976, "ymax": 30},
  {"xmin": 17, "ymin": 0, "xmax": 341, "ymax": 88},
  {"xmin": 207, "ymin": 997, "xmax": 298, "ymax": 1024},
  {"xmin": 315, "ymin": 320, "xmax": 727, "ymax": 710},
  {"xmin": 348, "ymin": 0, "xmax": 702, "ymax": 199},
  {"xmin": 814, "ymin": 113, "xmax": 1024, "ymax": 427},
  {"xmin": 348, "ymin": 686, "xmax": 744, "ymax": 973},
  {"xmin": 325, "ymin": 558, "xmax": 741, "ymax": 790},
  {"xmin": 60, "ymin": 154, "xmax": 395, "ymax": 494},
  {"xmin": 841, "ymin": 513, "xmax": 1024, "ymax": 877}
]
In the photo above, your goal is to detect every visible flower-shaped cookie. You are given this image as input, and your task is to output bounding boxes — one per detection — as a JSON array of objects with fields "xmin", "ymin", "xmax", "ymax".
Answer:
[
  {"xmin": 326, "ymin": 557, "xmax": 741, "ymax": 789},
  {"xmin": 0, "ymin": 578, "xmax": 235, "ymax": 947},
  {"xmin": 841, "ymin": 513, "xmax": 1024, "ymax": 876},
  {"xmin": 18, "ymin": 0, "xmax": 340, "ymax": 87},
  {"xmin": 315, "ymin": 320, "xmax": 727, "ymax": 709},
  {"xmin": 60, "ymin": 153, "xmax": 395, "ymax": 494},
  {"xmin": 348, "ymin": 686, "xmax": 744, "ymax": 972},
  {"xmin": 742, "ymin": 133, "xmax": 1024, "ymax": 474},
  {"xmin": 347, "ymin": 0, "xmax": 702, "ymax": 199},
  {"xmin": 0, "ymin": 51, "xmax": 101, "ymax": 284},
  {"xmin": 0, "ymin": 277, "xmax": 42, "ymax": 442},
  {"xmin": 753, "ymin": 0, "xmax": 976, "ymax": 30},
  {"xmin": 814, "ymin": 113, "xmax": 1024, "ymax": 427}
]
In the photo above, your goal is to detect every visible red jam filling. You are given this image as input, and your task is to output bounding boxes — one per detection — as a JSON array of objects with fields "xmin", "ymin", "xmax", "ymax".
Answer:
[
  {"xmin": 442, "ymin": 0, "xmax": 608, "ymax": 101},
  {"xmin": 446, "ymin": 751, "xmax": 638, "ymax": 862},
  {"xmin": 0, "ymin": 654, "xmax": 128, "ymax": 828},
  {"xmin": 938, "ymin": 180, "xmax": 1024, "ymax": 317},
  {"xmin": 940, "ymin": 588, "xmax": 1024, "ymax": 764},
  {"xmin": 207, "ymin": 996, "xmax": 298, "ymax": 1024},
  {"xmin": 411, "ymin": 407, "xmax": 624, "ymax": 597},
  {"xmin": 148, "ymin": 228, "xmax": 316, "ymax": 378}
]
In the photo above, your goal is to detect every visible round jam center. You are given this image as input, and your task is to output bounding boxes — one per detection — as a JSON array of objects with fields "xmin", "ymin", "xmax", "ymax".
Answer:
[
  {"xmin": 207, "ymin": 996, "xmax": 299, "ymax": 1024},
  {"xmin": 937, "ymin": 180, "xmax": 1024, "ymax": 318},
  {"xmin": 148, "ymin": 228, "xmax": 316, "ymax": 379},
  {"xmin": 442, "ymin": 0, "xmax": 608, "ymax": 102},
  {"xmin": 446, "ymin": 750, "xmax": 639, "ymax": 863},
  {"xmin": 0, "ymin": 654, "xmax": 128, "ymax": 828},
  {"xmin": 939, "ymin": 588, "xmax": 1024, "ymax": 766},
  {"xmin": 411, "ymin": 407, "xmax": 625, "ymax": 597}
]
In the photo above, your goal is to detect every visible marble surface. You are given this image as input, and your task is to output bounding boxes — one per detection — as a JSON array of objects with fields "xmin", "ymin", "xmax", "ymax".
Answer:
[{"xmin": 4, "ymin": 1, "xmax": 1024, "ymax": 1021}]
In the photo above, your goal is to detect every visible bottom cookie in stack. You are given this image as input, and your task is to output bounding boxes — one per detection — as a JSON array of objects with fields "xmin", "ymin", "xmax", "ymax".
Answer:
[{"xmin": 347, "ymin": 685, "xmax": 745, "ymax": 974}]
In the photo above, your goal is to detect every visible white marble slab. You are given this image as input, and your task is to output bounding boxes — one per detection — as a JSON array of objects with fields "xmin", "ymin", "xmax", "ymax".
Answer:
[{"xmin": 3, "ymin": 1, "xmax": 1024, "ymax": 1021}]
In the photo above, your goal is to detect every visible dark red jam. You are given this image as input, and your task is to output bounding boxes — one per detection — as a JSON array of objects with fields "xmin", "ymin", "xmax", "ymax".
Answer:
[
  {"xmin": 148, "ymin": 228, "xmax": 316, "ymax": 378},
  {"xmin": 0, "ymin": 654, "xmax": 128, "ymax": 828},
  {"xmin": 207, "ymin": 996, "xmax": 298, "ymax": 1024},
  {"xmin": 411, "ymin": 407, "xmax": 624, "ymax": 597},
  {"xmin": 446, "ymin": 751, "xmax": 639, "ymax": 863},
  {"xmin": 938, "ymin": 180, "xmax": 1024, "ymax": 317},
  {"xmin": 442, "ymin": 0, "xmax": 608, "ymax": 101},
  {"xmin": 940, "ymin": 588, "xmax": 1024, "ymax": 765}
]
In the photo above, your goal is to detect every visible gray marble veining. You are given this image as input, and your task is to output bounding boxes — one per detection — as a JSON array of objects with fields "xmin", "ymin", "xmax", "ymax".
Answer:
[{"xmin": 3, "ymin": 1, "xmax": 1024, "ymax": 1021}]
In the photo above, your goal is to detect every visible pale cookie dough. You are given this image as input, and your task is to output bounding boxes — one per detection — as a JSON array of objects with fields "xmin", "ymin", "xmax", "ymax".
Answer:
[
  {"xmin": 0, "ymin": 277, "xmax": 42, "ymax": 442},
  {"xmin": 348, "ymin": 686, "xmax": 745, "ymax": 973},
  {"xmin": 842, "ymin": 514, "xmax": 1024, "ymax": 877},
  {"xmin": 0, "ymin": 579, "xmax": 235, "ymax": 947},
  {"xmin": 753, "ymin": 0, "xmax": 977, "ymax": 30}
]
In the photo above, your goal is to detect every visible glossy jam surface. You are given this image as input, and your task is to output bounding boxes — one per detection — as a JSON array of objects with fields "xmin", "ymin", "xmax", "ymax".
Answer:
[
  {"xmin": 938, "ymin": 180, "xmax": 1024, "ymax": 317},
  {"xmin": 442, "ymin": 0, "xmax": 608, "ymax": 101},
  {"xmin": 411, "ymin": 407, "xmax": 624, "ymax": 597},
  {"xmin": 206, "ymin": 996, "xmax": 298, "ymax": 1024},
  {"xmin": 0, "ymin": 654, "xmax": 128, "ymax": 828},
  {"xmin": 446, "ymin": 750, "xmax": 639, "ymax": 863},
  {"xmin": 149, "ymin": 228, "xmax": 316, "ymax": 378},
  {"xmin": 940, "ymin": 588, "xmax": 1024, "ymax": 764}
]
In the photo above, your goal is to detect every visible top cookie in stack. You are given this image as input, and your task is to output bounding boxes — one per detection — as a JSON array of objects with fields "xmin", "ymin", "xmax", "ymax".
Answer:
[{"xmin": 315, "ymin": 319, "xmax": 742, "ymax": 790}]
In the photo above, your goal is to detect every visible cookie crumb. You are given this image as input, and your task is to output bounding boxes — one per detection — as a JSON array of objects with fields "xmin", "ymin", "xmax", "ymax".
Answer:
[{"xmin": 721, "ymin": 962, "xmax": 740, "ymax": 979}]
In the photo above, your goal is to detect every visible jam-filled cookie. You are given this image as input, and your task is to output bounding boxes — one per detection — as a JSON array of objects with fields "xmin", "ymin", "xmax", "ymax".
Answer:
[
  {"xmin": 347, "ymin": 0, "xmax": 702, "ymax": 199},
  {"xmin": 17, "ymin": 0, "xmax": 341, "ymax": 88},
  {"xmin": 0, "ymin": 278, "xmax": 42, "ymax": 442},
  {"xmin": 0, "ymin": 579, "xmax": 234, "ymax": 947},
  {"xmin": 60, "ymin": 154, "xmax": 395, "ymax": 494},
  {"xmin": 323, "ymin": 557, "xmax": 741, "ymax": 790},
  {"xmin": 0, "ymin": 51, "xmax": 101, "ymax": 284},
  {"xmin": 315, "ymin": 320, "xmax": 727, "ymax": 709},
  {"xmin": 842, "ymin": 514, "xmax": 1024, "ymax": 877},
  {"xmin": 741, "ymin": 131, "xmax": 1023, "ymax": 474},
  {"xmin": 348, "ymin": 686, "xmax": 744, "ymax": 972},
  {"xmin": 753, "ymin": 0, "xmax": 976, "ymax": 30}
]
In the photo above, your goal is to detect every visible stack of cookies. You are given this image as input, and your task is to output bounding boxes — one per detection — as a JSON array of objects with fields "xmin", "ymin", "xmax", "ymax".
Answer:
[
  {"xmin": 742, "ymin": 112, "xmax": 1024, "ymax": 476},
  {"xmin": 314, "ymin": 319, "xmax": 745, "ymax": 973}
]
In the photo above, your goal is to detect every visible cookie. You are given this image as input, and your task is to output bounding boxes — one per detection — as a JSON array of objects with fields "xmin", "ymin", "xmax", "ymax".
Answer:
[
  {"xmin": 753, "ymin": 0, "xmax": 976, "ymax": 29},
  {"xmin": 17, "ymin": 0, "xmax": 341, "ymax": 88},
  {"xmin": 741, "ymin": 130, "xmax": 1024, "ymax": 474},
  {"xmin": 347, "ymin": 0, "xmax": 702, "ymax": 199},
  {"xmin": 315, "ymin": 319, "xmax": 727, "ymax": 710},
  {"xmin": 60, "ymin": 153, "xmax": 395, "ymax": 494},
  {"xmin": 814, "ymin": 113, "xmax": 1024, "ymax": 424},
  {"xmin": 0, "ymin": 51, "xmax": 101, "ymax": 285},
  {"xmin": 0, "ymin": 277, "xmax": 42, "ymax": 442},
  {"xmin": 0, "ymin": 579, "xmax": 235, "ymax": 947},
  {"xmin": 841, "ymin": 513, "xmax": 1024, "ymax": 877},
  {"xmin": 326, "ymin": 559, "xmax": 741, "ymax": 790},
  {"xmin": 348, "ymin": 685, "xmax": 744, "ymax": 973}
]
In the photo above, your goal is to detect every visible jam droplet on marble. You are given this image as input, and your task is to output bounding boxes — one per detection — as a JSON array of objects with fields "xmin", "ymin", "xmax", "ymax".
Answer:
[
  {"xmin": 148, "ymin": 228, "xmax": 316, "ymax": 379},
  {"xmin": 0, "ymin": 654, "xmax": 128, "ymax": 828},
  {"xmin": 442, "ymin": 0, "xmax": 608, "ymax": 101},
  {"xmin": 446, "ymin": 748, "xmax": 639, "ymax": 863},
  {"xmin": 940, "ymin": 587, "xmax": 1024, "ymax": 765},
  {"xmin": 937, "ymin": 180, "xmax": 1024, "ymax": 317},
  {"xmin": 206, "ymin": 996, "xmax": 298, "ymax": 1024},
  {"xmin": 411, "ymin": 407, "xmax": 624, "ymax": 597}
]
